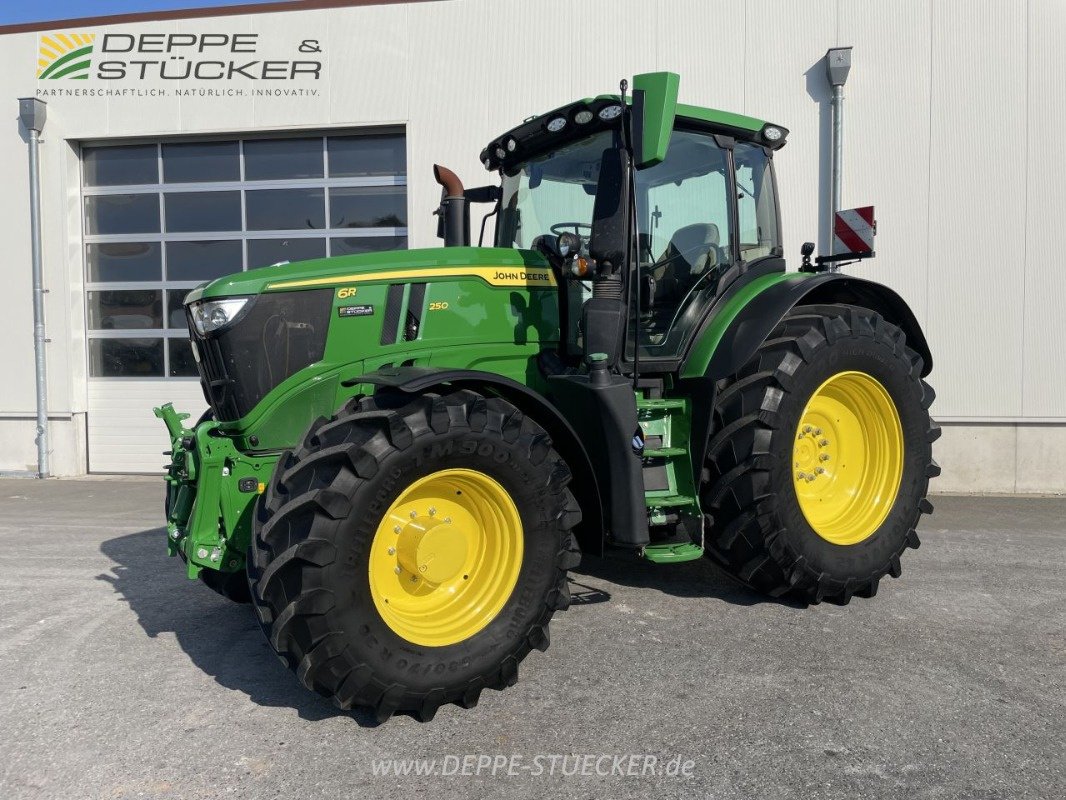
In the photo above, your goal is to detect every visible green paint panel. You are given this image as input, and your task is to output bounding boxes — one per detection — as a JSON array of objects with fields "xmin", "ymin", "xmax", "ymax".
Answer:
[
  {"xmin": 680, "ymin": 272, "xmax": 807, "ymax": 379},
  {"xmin": 633, "ymin": 71, "xmax": 680, "ymax": 168},
  {"xmin": 675, "ymin": 103, "xmax": 765, "ymax": 133}
]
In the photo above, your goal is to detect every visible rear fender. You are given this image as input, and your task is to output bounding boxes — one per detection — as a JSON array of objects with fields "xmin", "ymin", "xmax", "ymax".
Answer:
[
  {"xmin": 685, "ymin": 273, "xmax": 931, "ymax": 383},
  {"xmin": 679, "ymin": 273, "xmax": 931, "ymax": 483}
]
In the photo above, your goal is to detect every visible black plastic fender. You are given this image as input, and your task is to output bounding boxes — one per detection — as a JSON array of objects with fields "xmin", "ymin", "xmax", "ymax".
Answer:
[{"xmin": 344, "ymin": 366, "xmax": 605, "ymax": 555}]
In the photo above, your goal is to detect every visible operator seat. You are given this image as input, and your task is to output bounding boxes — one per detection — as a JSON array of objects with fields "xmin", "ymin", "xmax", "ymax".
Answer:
[{"xmin": 648, "ymin": 222, "xmax": 722, "ymax": 308}]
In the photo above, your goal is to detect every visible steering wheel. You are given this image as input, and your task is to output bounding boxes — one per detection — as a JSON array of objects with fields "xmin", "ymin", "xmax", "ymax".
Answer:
[{"xmin": 550, "ymin": 222, "xmax": 592, "ymax": 238}]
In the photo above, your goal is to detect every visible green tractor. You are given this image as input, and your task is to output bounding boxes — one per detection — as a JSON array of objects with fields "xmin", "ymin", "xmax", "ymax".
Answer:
[{"xmin": 155, "ymin": 72, "xmax": 938, "ymax": 721}]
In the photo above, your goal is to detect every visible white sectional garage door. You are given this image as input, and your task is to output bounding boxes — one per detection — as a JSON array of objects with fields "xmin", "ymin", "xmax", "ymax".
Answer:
[{"xmin": 81, "ymin": 131, "xmax": 407, "ymax": 472}]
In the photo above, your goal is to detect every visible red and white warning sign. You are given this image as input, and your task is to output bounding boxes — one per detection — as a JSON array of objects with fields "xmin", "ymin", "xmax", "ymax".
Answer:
[{"xmin": 833, "ymin": 206, "xmax": 876, "ymax": 255}]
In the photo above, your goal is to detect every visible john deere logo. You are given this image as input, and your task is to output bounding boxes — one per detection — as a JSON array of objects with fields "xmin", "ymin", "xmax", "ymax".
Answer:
[{"xmin": 37, "ymin": 33, "xmax": 95, "ymax": 80}]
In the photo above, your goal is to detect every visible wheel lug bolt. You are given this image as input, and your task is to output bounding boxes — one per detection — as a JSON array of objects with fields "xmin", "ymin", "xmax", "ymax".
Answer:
[
  {"xmin": 410, "ymin": 575, "xmax": 418, "ymax": 583},
  {"xmin": 816, "ymin": 467, "xmax": 825, "ymax": 474},
  {"xmin": 814, "ymin": 428, "xmax": 822, "ymax": 435},
  {"xmin": 409, "ymin": 510, "xmax": 418, "ymax": 519},
  {"xmin": 428, "ymin": 507, "xmax": 436, "ymax": 516},
  {"xmin": 804, "ymin": 425, "xmax": 813, "ymax": 433},
  {"xmin": 797, "ymin": 471, "xmax": 807, "ymax": 480},
  {"xmin": 820, "ymin": 454, "xmax": 830, "ymax": 461},
  {"xmin": 819, "ymin": 439, "xmax": 829, "ymax": 447},
  {"xmin": 387, "ymin": 547, "xmax": 396, "ymax": 555},
  {"xmin": 394, "ymin": 566, "xmax": 401, "ymax": 574}
]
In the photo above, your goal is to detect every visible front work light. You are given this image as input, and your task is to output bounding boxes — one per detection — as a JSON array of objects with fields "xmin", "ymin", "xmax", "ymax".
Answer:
[
  {"xmin": 189, "ymin": 297, "xmax": 250, "ymax": 335},
  {"xmin": 598, "ymin": 104, "xmax": 623, "ymax": 121},
  {"xmin": 763, "ymin": 126, "xmax": 783, "ymax": 142},
  {"xmin": 546, "ymin": 116, "xmax": 567, "ymax": 132},
  {"xmin": 574, "ymin": 109, "xmax": 593, "ymax": 124}
]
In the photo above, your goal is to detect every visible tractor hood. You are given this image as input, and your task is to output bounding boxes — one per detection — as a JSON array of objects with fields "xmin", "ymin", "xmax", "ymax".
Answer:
[{"xmin": 185, "ymin": 246, "xmax": 552, "ymax": 303}]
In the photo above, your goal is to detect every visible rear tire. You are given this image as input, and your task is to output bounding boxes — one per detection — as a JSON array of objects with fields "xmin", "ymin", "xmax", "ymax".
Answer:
[
  {"xmin": 702, "ymin": 303, "xmax": 940, "ymax": 604},
  {"xmin": 248, "ymin": 389, "xmax": 581, "ymax": 721}
]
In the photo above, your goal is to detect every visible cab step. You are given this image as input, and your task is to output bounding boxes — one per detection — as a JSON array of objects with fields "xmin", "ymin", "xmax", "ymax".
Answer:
[
  {"xmin": 636, "ymin": 398, "xmax": 686, "ymax": 410},
  {"xmin": 642, "ymin": 446, "xmax": 686, "ymax": 458},
  {"xmin": 642, "ymin": 542, "xmax": 704, "ymax": 564},
  {"xmin": 645, "ymin": 494, "xmax": 697, "ymax": 509}
]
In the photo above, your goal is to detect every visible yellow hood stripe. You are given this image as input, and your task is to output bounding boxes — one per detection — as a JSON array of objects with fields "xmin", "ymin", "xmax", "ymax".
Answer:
[{"xmin": 266, "ymin": 266, "xmax": 556, "ymax": 290}]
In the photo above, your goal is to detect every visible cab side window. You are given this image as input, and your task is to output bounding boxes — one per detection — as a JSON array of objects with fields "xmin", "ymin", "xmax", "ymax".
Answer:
[
  {"xmin": 734, "ymin": 143, "xmax": 781, "ymax": 263},
  {"xmin": 634, "ymin": 130, "xmax": 732, "ymax": 357}
]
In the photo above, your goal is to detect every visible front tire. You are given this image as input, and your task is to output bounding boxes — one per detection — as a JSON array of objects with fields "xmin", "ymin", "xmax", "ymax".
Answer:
[
  {"xmin": 703, "ymin": 303, "xmax": 940, "ymax": 603},
  {"xmin": 248, "ymin": 389, "xmax": 581, "ymax": 721}
]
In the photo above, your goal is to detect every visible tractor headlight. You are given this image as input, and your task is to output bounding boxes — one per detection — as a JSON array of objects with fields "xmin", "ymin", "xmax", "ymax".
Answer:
[
  {"xmin": 573, "ymin": 108, "xmax": 594, "ymax": 124},
  {"xmin": 598, "ymin": 104, "xmax": 623, "ymax": 121},
  {"xmin": 546, "ymin": 116, "xmax": 567, "ymax": 132},
  {"xmin": 189, "ymin": 297, "xmax": 251, "ymax": 335}
]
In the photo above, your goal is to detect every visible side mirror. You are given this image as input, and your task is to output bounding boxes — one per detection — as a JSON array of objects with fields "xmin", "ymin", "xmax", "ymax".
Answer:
[{"xmin": 588, "ymin": 148, "xmax": 630, "ymax": 273}]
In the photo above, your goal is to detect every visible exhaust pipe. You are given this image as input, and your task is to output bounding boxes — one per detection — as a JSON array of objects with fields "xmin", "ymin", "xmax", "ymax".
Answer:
[{"xmin": 433, "ymin": 164, "xmax": 469, "ymax": 247}]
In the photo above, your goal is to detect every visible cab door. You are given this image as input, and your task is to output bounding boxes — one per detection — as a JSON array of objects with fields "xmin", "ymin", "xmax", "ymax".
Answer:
[{"xmin": 631, "ymin": 129, "xmax": 737, "ymax": 361}]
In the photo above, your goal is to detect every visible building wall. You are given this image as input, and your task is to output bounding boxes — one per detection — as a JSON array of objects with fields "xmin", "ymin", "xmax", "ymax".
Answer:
[{"xmin": 0, "ymin": 0, "xmax": 1063, "ymax": 490}]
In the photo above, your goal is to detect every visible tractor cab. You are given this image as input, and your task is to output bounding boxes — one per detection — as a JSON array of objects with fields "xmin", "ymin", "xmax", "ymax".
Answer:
[{"xmin": 446, "ymin": 74, "xmax": 789, "ymax": 373}]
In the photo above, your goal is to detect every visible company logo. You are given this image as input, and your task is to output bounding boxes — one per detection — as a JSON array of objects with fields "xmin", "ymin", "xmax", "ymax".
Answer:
[{"xmin": 37, "ymin": 33, "xmax": 96, "ymax": 80}]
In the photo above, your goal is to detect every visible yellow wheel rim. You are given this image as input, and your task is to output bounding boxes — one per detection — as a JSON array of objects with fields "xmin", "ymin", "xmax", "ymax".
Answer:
[
  {"xmin": 792, "ymin": 371, "xmax": 904, "ymax": 545},
  {"xmin": 368, "ymin": 468, "xmax": 523, "ymax": 647}
]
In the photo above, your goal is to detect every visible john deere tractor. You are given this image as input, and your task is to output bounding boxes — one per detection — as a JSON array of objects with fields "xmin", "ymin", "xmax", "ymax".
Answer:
[{"xmin": 155, "ymin": 72, "xmax": 938, "ymax": 721}]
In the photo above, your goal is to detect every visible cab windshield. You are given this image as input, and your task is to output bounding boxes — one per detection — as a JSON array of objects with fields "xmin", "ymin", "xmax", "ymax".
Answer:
[{"xmin": 495, "ymin": 132, "xmax": 612, "ymax": 249}]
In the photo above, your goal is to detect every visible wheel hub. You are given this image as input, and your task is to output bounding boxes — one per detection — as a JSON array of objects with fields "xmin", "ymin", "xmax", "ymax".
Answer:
[
  {"xmin": 792, "ymin": 371, "xmax": 904, "ymax": 545},
  {"xmin": 395, "ymin": 515, "xmax": 468, "ymax": 584},
  {"xmin": 368, "ymin": 469, "xmax": 524, "ymax": 647}
]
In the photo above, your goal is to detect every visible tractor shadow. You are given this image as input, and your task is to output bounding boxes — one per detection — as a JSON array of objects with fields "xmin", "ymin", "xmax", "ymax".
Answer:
[
  {"xmin": 569, "ymin": 550, "xmax": 806, "ymax": 609},
  {"xmin": 96, "ymin": 528, "xmax": 795, "ymax": 727},
  {"xmin": 97, "ymin": 527, "xmax": 383, "ymax": 727}
]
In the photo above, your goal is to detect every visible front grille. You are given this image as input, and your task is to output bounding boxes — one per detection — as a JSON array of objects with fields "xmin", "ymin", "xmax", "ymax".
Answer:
[{"xmin": 188, "ymin": 288, "xmax": 333, "ymax": 421}]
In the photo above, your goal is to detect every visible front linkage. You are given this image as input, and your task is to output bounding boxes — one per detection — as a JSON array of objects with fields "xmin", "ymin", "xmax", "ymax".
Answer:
[{"xmin": 155, "ymin": 402, "xmax": 276, "ymax": 580}]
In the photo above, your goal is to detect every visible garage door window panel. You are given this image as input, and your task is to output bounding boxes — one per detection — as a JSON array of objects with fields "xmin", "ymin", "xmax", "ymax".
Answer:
[
  {"xmin": 83, "ymin": 144, "xmax": 158, "ymax": 186},
  {"xmin": 244, "ymin": 138, "xmax": 324, "ymax": 180},
  {"xmin": 88, "ymin": 290, "xmax": 163, "ymax": 330},
  {"xmin": 85, "ymin": 194, "xmax": 160, "ymax": 235},
  {"xmin": 164, "ymin": 191, "xmax": 242, "ymax": 233},
  {"xmin": 162, "ymin": 141, "xmax": 240, "ymax": 184},
  {"xmin": 166, "ymin": 240, "xmax": 243, "ymax": 281},
  {"xmin": 89, "ymin": 338, "xmax": 164, "ymax": 377},
  {"xmin": 248, "ymin": 238, "xmax": 327, "ymax": 268},
  {"xmin": 86, "ymin": 242, "xmax": 162, "ymax": 282}
]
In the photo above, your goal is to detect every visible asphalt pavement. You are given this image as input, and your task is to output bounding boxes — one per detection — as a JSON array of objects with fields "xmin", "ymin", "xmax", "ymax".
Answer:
[{"xmin": 0, "ymin": 478, "xmax": 1062, "ymax": 799}]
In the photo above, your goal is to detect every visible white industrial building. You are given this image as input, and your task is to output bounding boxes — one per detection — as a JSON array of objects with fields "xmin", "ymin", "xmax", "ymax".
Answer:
[{"xmin": 0, "ymin": 0, "xmax": 1063, "ymax": 492}]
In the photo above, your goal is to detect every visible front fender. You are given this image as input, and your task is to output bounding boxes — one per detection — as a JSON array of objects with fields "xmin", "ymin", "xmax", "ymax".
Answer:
[{"xmin": 346, "ymin": 366, "xmax": 605, "ymax": 555}]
